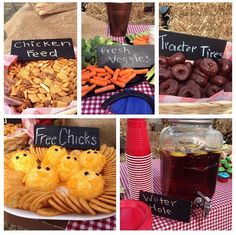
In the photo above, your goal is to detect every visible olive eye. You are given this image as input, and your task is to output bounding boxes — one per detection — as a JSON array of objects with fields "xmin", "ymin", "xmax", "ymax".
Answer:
[
  {"xmin": 37, "ymin": 166, "xmax": 41, "ymax": 169},
  {"xmin": 74, "ymin": 157, "xmax": 77, "ymax": 161},
  {"xmin": 94, "ymin": 151, "xmax": 97, "ymax": 154},
  {"xmin": 67, "ymin": 156, "xmax": 71, "ymax": 159},
  {"xmin": 96, "ymin": 173, "xmax": 99, "ymax": 176},
  {"xmin": 46, "ymin": 167, "xmax": 50, "ymax": 171},
  {"xmin": 23, "ymin": 153, "xmax": 27, "ymax": 157},
  {"xmin": 55, "ymin": 148, "xmax": 58, "ymax": 151},
  {"xmin": 84, "ymin": 171, "xmax": 89, "ymax": 176},
  {"xmin": 16, "ymin": 156, "xmax": 19, "ymax": 160},
  {"xmin": 87, "ymin": 151, "xmax": 91, "ymax": 154}
]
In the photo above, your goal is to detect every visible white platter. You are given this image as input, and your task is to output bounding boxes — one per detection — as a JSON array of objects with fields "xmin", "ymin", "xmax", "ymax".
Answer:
[{"xmin": 5, "ymin": 207, "xmax": 115, "ymax": 221}]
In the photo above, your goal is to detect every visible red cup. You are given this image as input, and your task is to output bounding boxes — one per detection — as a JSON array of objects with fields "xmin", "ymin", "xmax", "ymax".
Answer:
[
  {"xmin": 126, "ymin": 119, "xmax": 151, "ymax": 156},
  {"xmin": 120, "ymin": 200, "xmax": 152, "ymax": 230}
]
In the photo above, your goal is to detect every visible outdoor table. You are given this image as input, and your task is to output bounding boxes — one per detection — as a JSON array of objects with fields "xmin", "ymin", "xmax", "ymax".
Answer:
[
  {"xmin": 120, "ymin": 159, "xmax": 232, "ymax": 230},
  {"xmin": 82, "ymin": 25, "xmax": 154, "ymax": 114}
]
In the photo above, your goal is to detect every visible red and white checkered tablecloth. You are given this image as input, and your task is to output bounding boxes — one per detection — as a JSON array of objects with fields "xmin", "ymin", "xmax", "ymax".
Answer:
[
  {"xmin": 82, "ymin": 24, "xmax": 154, "ymax": 114},
  {"xmin": 120, "ymin": 160, "xmax": 232, "ymax": 230},
  {"xmin": 66, "ymin": 215, "xmax": 116, "ymax": 230},
  {"xmin": 82, "ymin": 80, "xmax": 154, "ymax": 114}
]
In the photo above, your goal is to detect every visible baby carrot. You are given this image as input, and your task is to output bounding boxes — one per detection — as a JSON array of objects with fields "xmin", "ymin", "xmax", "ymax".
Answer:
[
  {"xmin": 86, "ymin": 65, "xmax": 98, "ymax": 70},
  {"xmin": 82, "ymin": 85, "xmax": 89, "ymax": 91},
  {"xmin": 113, "ymin": 68, "xmax": 120, "ymax": 81},
  {"xmin": 82, "ymin": 81, "xmax": 86, "ymax": 85},
  {"xmin": 133, "ymin": 69, "xmax": 149, "ymax": 75},
  {"xmin": 93, "ymin": 76, "xmax": 107, "ymax": 81},
  {"xmin": 111, "ymin": 79, "xmax": 126, "ymax": 88},
  {"xmin": 90, "ymin": 79, "xmax": 108, "ymax": 86},
  {"xmin": 105, "ymin": 74, "xmax": 112, "ymax": 80},
  {"xmin": 104, "ymin": 66, "xmax": 115, "ymax": 75},
  {"xmin": 90, "ymin": 68, "xmax": 106, "ymax": 73},
  {"xmin": 82, "ymin": 84, "xmax": 96, "ymax": 97},
  {"xmin": 82, "ymin": 69, "xmax": 86, "ymax": 73},
  {"xmin": 120, "ymin": 73, "xmax": 132, "ymax": 80},
  {"xmin": 89, "ymin": 70, "xmax": 97, "ymax": 77},
  {"xmin": 132, "ymin": 40, "xmax": 147, "ymax": 45},
  {"xmin": 94, "ymin": 85, "xmax": 115, "ymax": 94},
  {"xmin": 97, "ymin": 72, "xmax": 109, "ymax": 77},
  {"xmin": 119, "ymin": 69, "xmax": 134, "ymax": 77},
  {"xmin": 82, "ymin": 73, "xmax": 91, "ymax": 80},
  {"xmin": 125, "ymin": 73, "xmax": 136, "ymax": 83}
]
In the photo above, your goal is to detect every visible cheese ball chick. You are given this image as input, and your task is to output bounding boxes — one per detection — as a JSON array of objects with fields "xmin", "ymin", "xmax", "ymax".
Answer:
[
  {"xmin": 42, "ymin": 145, "xmax": 67, "ymax": 167},
  {"xmin": 78, "ymin": 150, "xmax": 106, "ymax": 173},
  {"xmin": 57, "ymin": 154, "xmax": 81, "ymax": 183},
  {"xmin": 9, "ymin": 150, "xmax": 37, "ymax": 174},
  {"xmin": 23, "ymin": 165, "xmax": 59, "ymax": 191},
  {"xmin": 66, "ymin": 169, "xmax": 104, "ymax": 200}
]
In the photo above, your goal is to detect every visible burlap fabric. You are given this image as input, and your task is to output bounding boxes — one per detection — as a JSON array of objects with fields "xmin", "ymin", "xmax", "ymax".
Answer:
[
  {"xmin": 4, "ymin": 3, "xmax": 77, "ymax": 54},
  {"xmin": 82, "ymin": 12, "xmax": 107, "ymax": 39}
]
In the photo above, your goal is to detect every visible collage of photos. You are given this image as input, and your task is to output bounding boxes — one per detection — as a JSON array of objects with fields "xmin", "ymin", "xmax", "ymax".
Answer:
[{"xmin": 2, "ymin": 0, "xmax": 233, "ymax": 233}]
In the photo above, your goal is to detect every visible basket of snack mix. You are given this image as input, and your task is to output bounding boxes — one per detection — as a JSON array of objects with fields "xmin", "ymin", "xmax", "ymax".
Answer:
[{"xmin": 4, "ymin": 123, "xmax": 30, "ymax": 154}]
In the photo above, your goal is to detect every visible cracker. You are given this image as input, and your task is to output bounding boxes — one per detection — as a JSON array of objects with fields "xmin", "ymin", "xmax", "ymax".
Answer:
[
  {"xmin": 78, "ymin": 198, "xmax": 96, "ymax": 215},
  {"xmin": 89, "ymin": 202, "xmax": 112, "ymax": 214}
]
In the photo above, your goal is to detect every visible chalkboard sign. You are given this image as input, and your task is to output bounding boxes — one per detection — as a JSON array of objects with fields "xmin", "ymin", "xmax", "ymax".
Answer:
[
  {"xmin": 11, "ymin": 38, "xmax": 75, "ymax": 61},
  {"xmin": 159, "ymin": 30, "xmax": 227, "ymax": 60},
  {"xmin": 140, "ymin": 191, "xmax": 192, "ymax": 223},
  {"xmin": 34, "ymin": 125, "xmax": 99, "ymax": 150},
  {"xmin": 97, "ymin": 45, "xmax": 154, "ymax": 68}
]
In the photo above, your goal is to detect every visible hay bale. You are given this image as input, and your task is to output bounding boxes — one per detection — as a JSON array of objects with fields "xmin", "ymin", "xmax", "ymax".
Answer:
[{"xmin": 159, "ymin": 2, "xmax": 232, "ymax": 41}]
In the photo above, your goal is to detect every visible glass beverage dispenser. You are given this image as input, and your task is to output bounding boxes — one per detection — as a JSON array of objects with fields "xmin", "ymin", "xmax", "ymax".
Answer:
[{"xmin": 160, "ymin": 119, "xmax": 223, "ymax": 216}]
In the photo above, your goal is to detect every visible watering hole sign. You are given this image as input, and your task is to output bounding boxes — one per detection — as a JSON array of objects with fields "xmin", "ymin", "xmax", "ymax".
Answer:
[
  {"xmin": 140, "ymin": 191, "xmax": 192, "ymax": 222},
  {"xmin": 97, "ymin": 45, "xmax": 154, "ymax": 68},
  {"xmin": 34, "ymin": 125, "xmax": 100, "ymax": 150},
  {"xmin": 11, "ymin": 38, "xmax": 75, "ymax": 61},
  {"xmin": 159, "ymin": 30, "xmax": 227, "ymax": 60}
]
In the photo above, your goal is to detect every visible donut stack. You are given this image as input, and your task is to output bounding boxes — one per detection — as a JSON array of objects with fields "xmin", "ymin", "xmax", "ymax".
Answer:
[{"xmin": 159, "ymin": 52, "xmax": 232, "ymax": 98}]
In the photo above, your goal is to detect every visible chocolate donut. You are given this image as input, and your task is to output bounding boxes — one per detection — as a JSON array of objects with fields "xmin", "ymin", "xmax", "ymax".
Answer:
[
  {"xmin": 159, "ymin": 55, "xmax": 168, "ymax": 68},
  {"xmin": 193, "ymin": 67, "xmax": 209, "ymax": 79},
  {"xmin": 209, "ymin": 75, "xmax": 227, "ymax": 87},
  {"xmin": 193, "ymin": 59, "xmax": 201, "ymax": 68},
  {"xmin": 218, "ymin": 58, "xmax": 232, "ymax": 77},
  {"xmin": 224, "ymin": 81, "xmax": 232, "ymax": 92},
  {"xmin": 159, "ymin": 67, "xmax": 173, "ymax": 81},
  {"xmin": 185, "ymin": 62, "xmax": 193, "ymax": 71},
  {"xmin": 178, "ymin": 82, "xmax": 203, "ymax": 99},
  {"xmin": 205, "ymin": 85, "xmax": 223, "ymax": 98},
  {"xmin": 171, "ymin": 64, "xmax": 190, "ymax": 82},
  {"xmin": 199, "ymin": 58, "xmax": 218, "ymax": 76},
  {"xmin": 168, "ymin": 52, "xmax": 186, "ymax": 66},
  {"xmin": 160, "ymin": 79, "xmax": 179, "ymax": 96},
  {"xmin": 191, "ymin": 73, "xmax": 208, "ymax": 88}
]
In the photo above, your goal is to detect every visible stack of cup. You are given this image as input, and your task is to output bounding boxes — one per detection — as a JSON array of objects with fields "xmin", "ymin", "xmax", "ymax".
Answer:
[{"xmin": 126, "ymin": 119, "xmax": 153, "ymax": 200}]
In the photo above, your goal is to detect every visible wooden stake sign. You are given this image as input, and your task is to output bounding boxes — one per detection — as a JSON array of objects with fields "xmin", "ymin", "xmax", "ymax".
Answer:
[
  {"xmin": 34, "ymin": 125, "xmax": 99, "ymax": 150},
  {"xmin": 159, "ymin": 30, "xmax": 227, "ymax": 60},
  {"xmin": 97, "ymin": 45, "xmax": 154, "ymax": 68},
  {"xmin": 11, "ymin": 38, "xmax": 75, "ymax": 61},
  {"xmin": 140, "ymin": 191, "xmax": 192, "ymax": 223}
]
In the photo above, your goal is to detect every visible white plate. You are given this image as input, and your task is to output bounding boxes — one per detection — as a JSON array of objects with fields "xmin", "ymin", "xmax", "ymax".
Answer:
[{"xmin": 5, "ymin": 207, "xmax": 115, "ymax": 221}]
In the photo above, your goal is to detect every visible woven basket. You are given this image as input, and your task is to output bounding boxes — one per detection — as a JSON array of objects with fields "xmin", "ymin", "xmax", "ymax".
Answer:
[
  {"xmin": 4, "ymin": 132, "xmax": 30, "ymax": 154},
  {"xmin": 159, "ymin": 101, "xmax": 232, "ymax": 114}
]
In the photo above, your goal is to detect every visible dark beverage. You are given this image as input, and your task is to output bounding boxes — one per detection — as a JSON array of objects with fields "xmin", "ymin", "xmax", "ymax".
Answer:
[
  {"xmin": 160, "ymin": 148, "xmax": 221, "ymax": 201},
  {"xmin": 106, "ymin": 3, "xmax": 132, "ymax": 37}
]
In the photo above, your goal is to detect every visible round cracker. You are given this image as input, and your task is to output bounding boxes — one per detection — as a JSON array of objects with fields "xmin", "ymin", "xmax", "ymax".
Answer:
[
  {"xmin": 97, "ymin": 196, "xmax": 116, "ymax": 205},
  {"xmin": 89, "ymin": 202, "xmax": 112, "ymax": 214},
  {"xmin": 90, "ymin": 199, "xmax": 116, "ymax": 211},
  {"xmin": 78, "ymin": 198, "xmax": 96, "ymax": 215},
  {"xmin": 65, "ymin": 196, "xmax": 82, "ymax": 214},
  {"xmin": 52, "ymin": 194, "xmax": 73, "ymax": 212},
  {"xmin": 37, "ymin": 207, "xmax": 62, "ymax": 216},
  {"xmin": 48, "ymin": 199, "xmax": 70, "ymax": 213}
]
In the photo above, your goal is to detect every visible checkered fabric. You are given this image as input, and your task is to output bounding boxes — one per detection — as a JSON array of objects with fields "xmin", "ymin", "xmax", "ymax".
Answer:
[
  {"xmin": 120, "ymin": 160, "xmax": 232, "ymax": 230},
  {"xmin": 82, "ymin": 80, "xmax": 154, "ymax": 114},
  {"xmin": 82, "ymin": 24, "xmax": 154, "ymax": 114},
  {"xmin": 66, "ymin": 215, "xmax": 116, "ymax": 230}
]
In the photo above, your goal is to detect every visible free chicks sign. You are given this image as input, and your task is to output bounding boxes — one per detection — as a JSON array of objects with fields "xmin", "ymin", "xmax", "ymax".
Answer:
[{"xmin": 34, "ymin": 125, "xmax": 100, "ymax": 150}]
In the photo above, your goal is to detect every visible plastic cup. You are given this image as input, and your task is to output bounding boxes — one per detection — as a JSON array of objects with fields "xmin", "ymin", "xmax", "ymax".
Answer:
[
  {"xmin": 120, "ymin": 199, "xmax": 152, "ymax": 230},
  {"xmin": 106, "ymin": 3, "xmax": 132, "ymax": 37}
]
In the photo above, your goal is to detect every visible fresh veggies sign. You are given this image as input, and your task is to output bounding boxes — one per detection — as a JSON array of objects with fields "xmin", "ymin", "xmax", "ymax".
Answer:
[
  {"xmin": 97, "ymin": 45, "xmax": 154, "ymax": 68},
  {"xmin": 34, "ymin": 125, "xmax": 100, "ymax": 150},
  {"xmin": 11, "ymin": 38, "xmax": 75, "ymax": 61}
]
